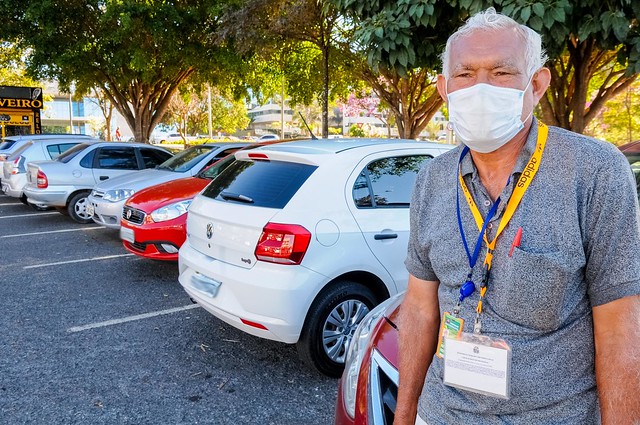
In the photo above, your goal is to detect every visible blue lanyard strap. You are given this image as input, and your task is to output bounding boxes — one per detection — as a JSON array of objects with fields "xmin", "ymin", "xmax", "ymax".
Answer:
[{"xmin": 455, "ymin": 147, "xmax": 501, "ymax": 300}]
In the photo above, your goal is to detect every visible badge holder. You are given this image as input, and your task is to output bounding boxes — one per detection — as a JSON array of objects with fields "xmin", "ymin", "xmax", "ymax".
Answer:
[{"xmin": 443, "ymin": 332, "xmax": 512, "ymax": 399}]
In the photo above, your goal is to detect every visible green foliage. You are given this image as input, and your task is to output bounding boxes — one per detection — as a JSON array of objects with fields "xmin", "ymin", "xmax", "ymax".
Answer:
[
  {"xmin": 4, "ymin": 0, "xmax": 242, "ymax": 141},
  {"xmin": 493, "ymin": 0, "xmax": 639, "ymax": 72},
  {"xmin": 349, "ymin": 124, "xmax": 366, "ymax": 137},
  {"xmin": 585, "ymin": 80, "xmax": 640, "ymax": 145},
  {"xmin": 328, "ymin": 0, "xmax": 482, "ymax": 74},
  {"xmin": 0, "ymin": 42, "xmax": 38, "ymax": 87}
]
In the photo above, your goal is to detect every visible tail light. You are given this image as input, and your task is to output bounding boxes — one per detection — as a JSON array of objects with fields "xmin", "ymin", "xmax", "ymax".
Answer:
[
  {"xmin": 255, "ymin": 222, "xmax": 311, "ymax": 265},
  {"xmin": 37, "ymin": 169, "xmax": 48, "ymax": 188},
  {"xmin": 11, "ymin": 156, "xmax": 24, "ymax": 174}
]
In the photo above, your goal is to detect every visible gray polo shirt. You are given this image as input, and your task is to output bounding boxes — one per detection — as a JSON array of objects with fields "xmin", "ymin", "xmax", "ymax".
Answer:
[{"xmin": 405, "ymin": 119, "xmax": 640, "ymax": 424}]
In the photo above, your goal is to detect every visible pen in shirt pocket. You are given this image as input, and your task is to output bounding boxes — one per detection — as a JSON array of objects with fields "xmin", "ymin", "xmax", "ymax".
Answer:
[{"xmin": 509, "ymin": 227, "xmax": 523, "ymax": 257}]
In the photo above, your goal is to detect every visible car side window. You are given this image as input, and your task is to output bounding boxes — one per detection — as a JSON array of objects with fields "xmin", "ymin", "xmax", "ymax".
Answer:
[
  {"xmin": 139, "ymin": 148, "xmax": 172, "ymax": 168},
  {"xmin": 96, "ymin": 147, "xmax": 139, "ymax": 170},
  {"xmin": 46, "ymin": 143, "xmax": 78, "ymax": 159},
  {"xmin": 202, "ymin": 148, "xmax": 243, "ymax": 168},
  {"xmin": 352, "ymin": 155, "xmax": 432, "ymax": 208}
]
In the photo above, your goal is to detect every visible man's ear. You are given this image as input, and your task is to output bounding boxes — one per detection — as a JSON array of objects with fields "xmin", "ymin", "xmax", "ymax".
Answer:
[
  {"xmin": 531, "ymin": 67, "xmax": 551, "ymax": 103},
  {"xmin": 436, "ymin": 74, "xmax": 448, "ymax": 102}
]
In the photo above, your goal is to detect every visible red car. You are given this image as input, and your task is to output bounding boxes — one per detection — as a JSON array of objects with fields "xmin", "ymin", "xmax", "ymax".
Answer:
[
  {"xmin": 120, "ymin": 141, "xmax": 292, "ymax": 260},
  {"xmin": 119, "ymin": 153, "xmax": 238, "ymax": 261},
  {"xmin": 335, "ymin": 293, "xmax": 403, "ymax": 425}
]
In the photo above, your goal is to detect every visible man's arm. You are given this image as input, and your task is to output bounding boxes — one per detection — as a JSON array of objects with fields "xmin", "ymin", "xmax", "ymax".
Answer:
[
  {"xmin": 394, "ymin": 274, "xmax": 440, "ymax": 425},
  {"xmin": 593, "ymin": 294, "xmax": 640, "ymax": 423}
]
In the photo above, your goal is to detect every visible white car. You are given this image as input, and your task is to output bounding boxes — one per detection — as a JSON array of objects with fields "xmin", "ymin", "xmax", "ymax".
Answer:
[
  {"xmin": 178, "ymin": 138, "xmax": 452, "ymax": 376},
  {"xmin": 24, "ymin": 142, "xmax": 173, "ymax": 223},
  {"xmin": 2, "ymin": 137, "xmax": 92, "ymax": 203},
  {"xmin": 256, "ymin": 134, "xmax": 279, "ymax": 141},
  {"xmin": 87, "ymin": 143, "xmax": 248, "ymax": 229}
]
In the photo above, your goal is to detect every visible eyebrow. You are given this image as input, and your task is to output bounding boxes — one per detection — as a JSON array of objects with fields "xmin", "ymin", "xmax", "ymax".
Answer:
[{"xmin": 451, "ymin": 60, "xmax": 522, "ymax": 73}]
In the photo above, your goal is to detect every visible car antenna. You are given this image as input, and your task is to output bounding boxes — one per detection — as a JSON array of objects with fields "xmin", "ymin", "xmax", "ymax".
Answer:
[{"xmin": 298, "ymin": 112, "xmax": 317, "ymax": 140}]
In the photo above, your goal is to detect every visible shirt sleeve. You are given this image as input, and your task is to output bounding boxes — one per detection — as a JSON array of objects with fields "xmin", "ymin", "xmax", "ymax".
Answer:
[
  {"xmin": 405, "ymin": 163, "xmax": 438, "ymax": 282},
  {"xmin": 584, "ymin": 146, "xmax": 640, "ymax": 306}
]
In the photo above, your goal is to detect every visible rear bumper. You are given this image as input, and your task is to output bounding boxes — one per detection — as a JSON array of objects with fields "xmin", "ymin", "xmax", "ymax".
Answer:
[
  {"xmin": 1, "ymin": 174, "xmax": 27, "ymax": 198},
  {"xmin": 178, "ymin": 240, "xmax": 326, "ymax": 344},
  {"xmin": 23, "ymin": 185, "xmax": 73, "ymax": 207}
]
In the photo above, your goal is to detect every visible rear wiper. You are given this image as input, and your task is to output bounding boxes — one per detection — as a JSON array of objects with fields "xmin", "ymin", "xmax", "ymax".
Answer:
[{"xmin": 220, "ymin": 191, "xmax": 254, "ymax": 203}]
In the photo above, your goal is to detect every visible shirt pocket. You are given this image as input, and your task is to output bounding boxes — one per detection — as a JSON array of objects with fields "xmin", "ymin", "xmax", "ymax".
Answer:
[{"xmin": 488, "ymin": 247, "xmax": 573, "ymax": 332}]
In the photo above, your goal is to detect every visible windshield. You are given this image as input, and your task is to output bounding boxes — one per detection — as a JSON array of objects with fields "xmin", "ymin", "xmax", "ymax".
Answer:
[
  {"xmin": 0, "ymin": 139, "xmax": 18, "ymax": 151},
  {"xmin": 156, "ymin": 145, "xmax": 213, "ymax": 172},
  {"xmin": 196, "ymin": 144, "xmax": 266, "ymax": 180},
  {"xmin": 57, "ymin": 143, "xmax": 91, "ymax": 163},
  {"xmin": 7, "ymin": 142, "xmax": 32, "ymax": 160}
]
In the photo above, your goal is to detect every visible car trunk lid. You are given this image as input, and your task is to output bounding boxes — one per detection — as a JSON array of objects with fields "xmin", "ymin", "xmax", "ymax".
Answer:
[{"xmin": 186, "ymin": 195, "xmax": 278, "ymax": 269}]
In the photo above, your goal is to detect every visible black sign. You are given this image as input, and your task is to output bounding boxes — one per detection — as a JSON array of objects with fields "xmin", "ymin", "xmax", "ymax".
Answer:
[{"xmin": 0, "ymin": 114, "xmax": 11, "ymax": 122}]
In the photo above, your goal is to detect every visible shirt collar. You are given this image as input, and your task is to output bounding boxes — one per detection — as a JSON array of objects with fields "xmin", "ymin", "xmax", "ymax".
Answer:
[{"xmin": 459, "ymin": 117, "xmax": 539, "ymax": 178}]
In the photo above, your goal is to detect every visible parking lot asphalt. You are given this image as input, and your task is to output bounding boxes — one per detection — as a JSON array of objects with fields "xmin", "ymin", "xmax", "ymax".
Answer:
[{"xmin": 0, "ymin": 194, "xmax": 337, "ymax": 425}]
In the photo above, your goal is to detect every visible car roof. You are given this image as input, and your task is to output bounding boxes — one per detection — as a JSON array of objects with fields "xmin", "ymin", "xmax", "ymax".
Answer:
[
  {"xmin": 195, "ymin": 142, "xmax": 251, "ymax": 149},
  {"xmin": 619, "ymin": 140, "xmax": 640, "ymax": 154},
  {"xmin": 234, "ymin": 138, "xmax": 452, "ymax": 166},
  {"xmin": 2, "ymin": 133, "xmax": 93, "ymax": 141},
  {"xmin": 247, "ymin": 137, "xmax": 450, "ymax": 154}
]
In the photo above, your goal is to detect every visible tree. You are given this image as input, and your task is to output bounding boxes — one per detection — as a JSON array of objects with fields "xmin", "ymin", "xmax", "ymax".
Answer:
[
  {"xmin": 328, "ymin": 0, "xmax": 471, "ymax": 138},
  {"xmin": 585, "ymin": 80, "xmax": 640, "ymax": 144},
  {"xmin": 220, "ymin": 0, "xmax": 356, "ymax": 138},
  {"xmin": 89, "ymin": 87, "xmax": 114, "ymax": 141},
  {"xmin": 5, "ymin": 0, "xmax": 240, "ymax": 142},
  {"xmin": 492, "ymin": 0, "xmax": 640, "ymax": 133},
  {"xmin": 0, "ymin": 41, "xmax": 38, "ymax": 87}
]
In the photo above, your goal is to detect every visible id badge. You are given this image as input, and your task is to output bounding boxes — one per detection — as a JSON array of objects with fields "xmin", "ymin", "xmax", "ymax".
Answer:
[
  {"xmin": 436, "ymin": 312, "xmax": 464, "ymax": 358},
  {"xmin": 443, "ymin": 332, "xmax": 512, "ymax": 399}
]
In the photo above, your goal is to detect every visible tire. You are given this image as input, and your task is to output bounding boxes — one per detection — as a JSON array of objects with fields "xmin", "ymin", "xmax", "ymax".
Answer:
[
  {"xmin": 19, "ymin": 194, "xmax": 29, "ymax": 205},
  {"xmin": 67, "ymin": 192, "xmax": 93, "ymax": 224},
  {"xmin": 297, "ymin": 281, "xmax": 377, "ymax": 377}
]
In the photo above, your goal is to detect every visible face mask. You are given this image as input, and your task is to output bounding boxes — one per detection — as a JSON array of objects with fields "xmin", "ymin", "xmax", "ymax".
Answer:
[{"xmin": 447, "ymin": 80, "xmax": 531, "ymax": 153}]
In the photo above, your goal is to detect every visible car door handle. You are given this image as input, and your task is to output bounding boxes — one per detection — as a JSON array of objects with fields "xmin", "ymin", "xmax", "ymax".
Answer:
[
  {"xmin": 374, "ymin": 233, "xmax": 398, "ymax": 240},
  {"xmin": 99, "ymin": 176, "xmax": 109, "ymax": 181}
]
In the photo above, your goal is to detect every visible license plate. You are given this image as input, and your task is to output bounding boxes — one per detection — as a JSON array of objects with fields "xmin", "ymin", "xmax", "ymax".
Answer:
[
  {"xmin": 86, "ymin": 203, "xmax": 95, "ymax": 217},
  {"xmin": 191, "ymin": 273, "xmax": 222, "ymax": 298},
  {"xmin": 120, "ymin": 226, "xmax": 135, "ymax": 243}
]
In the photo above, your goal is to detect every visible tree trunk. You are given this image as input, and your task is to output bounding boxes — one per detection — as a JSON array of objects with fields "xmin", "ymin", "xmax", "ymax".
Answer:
[
  {"xmin": 362, "ymin": 68, "xmax": 443, "ymax": 139},
  {"xmin": 539, "ymin": 39, "xmax": 637, "ymax": 134},
  {"xmin": 321, "ymin": 22, "xmax": 329, "ymax": 139},
  {"xmin": 99, "ymin": 69, "xmax": 193, "ymax": 143}
]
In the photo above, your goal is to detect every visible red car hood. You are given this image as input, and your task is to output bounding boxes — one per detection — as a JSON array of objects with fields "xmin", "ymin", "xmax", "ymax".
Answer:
[{"xmin": 126, "ymin": 176, "xmax": 209, "ymax": 213}]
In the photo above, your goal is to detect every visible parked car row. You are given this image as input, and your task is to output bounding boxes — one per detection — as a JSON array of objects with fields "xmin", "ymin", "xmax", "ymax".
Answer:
[{"xmin": 2, "ymin": 135, "xmax": 455, "ymax": 424}]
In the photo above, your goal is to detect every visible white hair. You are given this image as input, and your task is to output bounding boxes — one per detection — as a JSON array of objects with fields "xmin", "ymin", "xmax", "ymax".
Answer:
[{"xmin": 441, "ymin": 7, "xmax": 548, "ymax": 79}]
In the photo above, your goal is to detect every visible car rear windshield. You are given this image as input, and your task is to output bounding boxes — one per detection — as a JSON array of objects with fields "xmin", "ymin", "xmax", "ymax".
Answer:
[
  {"xmin": 6, "ymin": 142, "xmax": 33, "ymax": 160},
  {"xmin": 57, "ymin": 143, "xmax": 91, "ymax": 163},
  {"xmin": 156, "ymin": 145, "xmax": 213, "ymax": 172},
  {"xmin": 0, "ymin": 139, "xmax": 18, "ymax": 151},
  {"xmin": 201, "ymin": 159, "xmax": 317, "ymax": 209}
]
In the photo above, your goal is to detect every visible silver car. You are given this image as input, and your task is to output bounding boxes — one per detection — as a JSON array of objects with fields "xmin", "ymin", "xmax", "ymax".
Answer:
[
  {"xmin": 2, "ymin": 137, "xmax": 93, "ymax": 203},
  {"xmin": 23, "ymin": 141, "xmax": 173, "ymax": 223},
  {"xmin": 0, "ymin": 133, "xmax": 93, "ymax": 162},
  {"xmin": 87, "ymin": 143, "xmax": 248, "ymax": 229}
]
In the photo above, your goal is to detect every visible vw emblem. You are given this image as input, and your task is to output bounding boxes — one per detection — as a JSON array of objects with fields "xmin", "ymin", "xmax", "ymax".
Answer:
[
  {"xmin": 126, "ymin": 209, "xmax": 132, "ymax": 219},
  {"xmin": 206, "ymin": 223, "xmax": 213, "ymax": 239}
]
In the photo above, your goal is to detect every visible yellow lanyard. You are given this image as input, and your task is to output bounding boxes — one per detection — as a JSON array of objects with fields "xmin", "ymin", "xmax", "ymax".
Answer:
[{"xmin": 458, "ymin": 122, "xmax": 548, "ymax": 317}]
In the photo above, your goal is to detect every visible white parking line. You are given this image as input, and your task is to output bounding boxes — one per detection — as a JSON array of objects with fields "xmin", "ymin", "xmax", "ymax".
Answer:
[
  {"xmin": 67, "ymin": 304, "xmax": 201, "ymax": 333},
  {"xmin": 23, "ymin": 253, "xmax": 135, "ymax": 269},
  {"xmin": 1, "ymin": 226, "xmax": 105, "ymax": 238},
  {"xmin": 0, "ymin": 202, "xmax": 25, "ymax": 206},
  {"xmin": 0, "ymin": 212, "xmax": 59, "ymax": 219}
]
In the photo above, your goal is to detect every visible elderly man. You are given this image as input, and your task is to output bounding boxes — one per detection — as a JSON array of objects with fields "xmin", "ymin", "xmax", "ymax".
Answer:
[{"xmin": 396, "ymin": 8, "xmax": 640, "ymax": 425}]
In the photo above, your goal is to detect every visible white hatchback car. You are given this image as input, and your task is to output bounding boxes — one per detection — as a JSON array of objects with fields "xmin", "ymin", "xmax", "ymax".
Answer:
[{"xmin": 178, "ymin": 138, "xmax": 452, "ymax": 376}]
